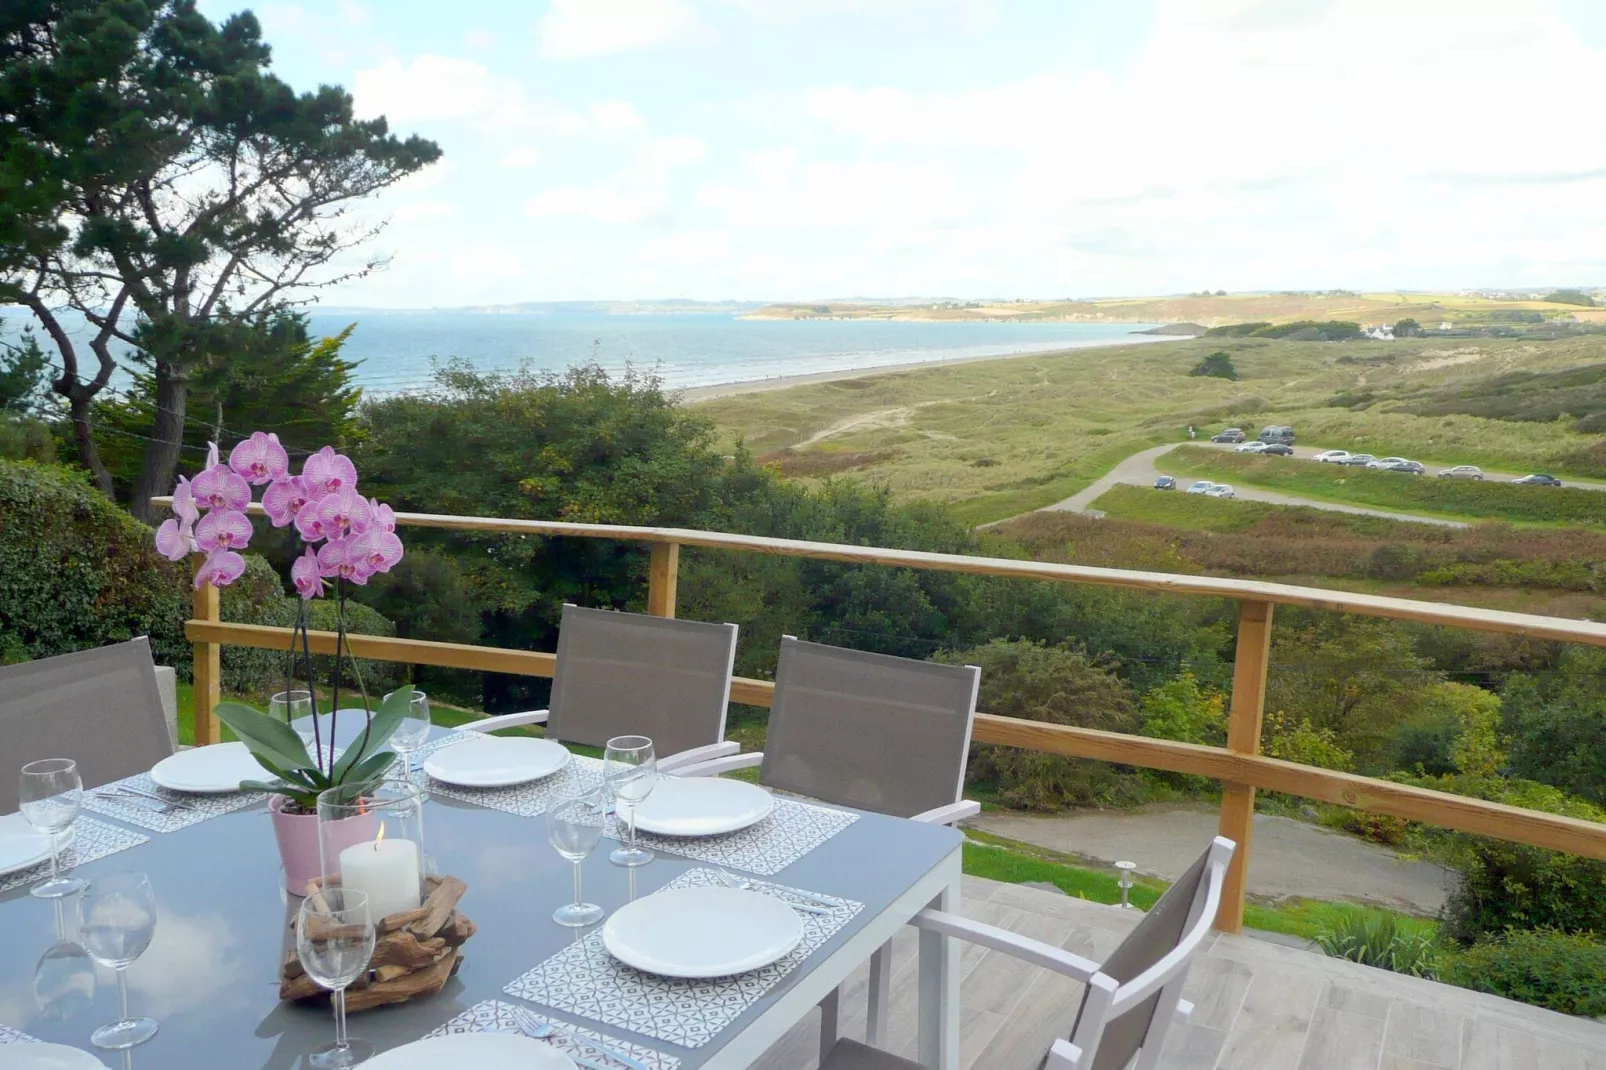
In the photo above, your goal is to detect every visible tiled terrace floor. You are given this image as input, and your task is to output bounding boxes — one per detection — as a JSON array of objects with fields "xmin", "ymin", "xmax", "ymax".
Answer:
[{"xmin": 754, "ymin": 876, "xmax": 1606, "ymax": 1070}]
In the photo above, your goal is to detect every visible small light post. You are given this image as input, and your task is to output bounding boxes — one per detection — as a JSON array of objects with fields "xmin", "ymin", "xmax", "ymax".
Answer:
[{"xmin": 1115, "ymin": 860, "xmax": 1137, "ymax": 909}]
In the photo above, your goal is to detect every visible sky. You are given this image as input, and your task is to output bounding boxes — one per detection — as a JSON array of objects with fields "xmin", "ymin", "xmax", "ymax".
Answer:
[{"xmin": 197, "ymin": 0, "xmax": 1606, "ymax": 307}]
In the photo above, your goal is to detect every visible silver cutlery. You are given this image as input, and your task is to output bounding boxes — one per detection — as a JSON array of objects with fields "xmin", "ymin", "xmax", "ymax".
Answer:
[
  {"xmin": 507, "ymin": 1003, "xmax": 649, "ymax": 1070},
  {"xmin": 711, "ymin": 868, "xmax": 832, "ymax": 915},
  {"xmin": 95, "ymin": 786, "xmax": 196, "ymax": 813}
]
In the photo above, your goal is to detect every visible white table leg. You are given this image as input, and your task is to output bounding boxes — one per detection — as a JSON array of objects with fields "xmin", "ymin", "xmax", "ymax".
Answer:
[
  {"xmin": 866, "ymin": 939, "xmax": 893, "ymax": 1046},
  {"xmin": 917, "ymin": 851, "xmax": 962, "ymax": 1070}
]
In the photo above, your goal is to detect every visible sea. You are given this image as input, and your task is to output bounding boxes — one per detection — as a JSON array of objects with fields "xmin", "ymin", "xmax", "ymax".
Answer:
[{"xmin": 302, "ymin": 312, "xmax": 1169, "ymax": 395}]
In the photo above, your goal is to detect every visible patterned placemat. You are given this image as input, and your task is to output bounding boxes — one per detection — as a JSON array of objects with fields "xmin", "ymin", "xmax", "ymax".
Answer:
[
  {"xmin": 427, "ymin": 745, "xmax": 607, "ymax": 818},
  {"xmin": 426, "ymin": 999, "xmax": 680, "ymax": 1069},
  {"xmin": 0, "ymin": 818, "xmax": 149, "ymax": 895},
  {"xmin": 83, "ymin": 772, "xmax": 266, "ymax": 833},
  {"xmin": 504, "ymin": 867, "xmax": 864, "ymax": 1049},
  {"xmin": 607, "ymin": 797, "xmax": 858, "ymax": 876},
  {"xmin": 0, "ymin": 1023, "xmax": 41, "ymax": 1044}
]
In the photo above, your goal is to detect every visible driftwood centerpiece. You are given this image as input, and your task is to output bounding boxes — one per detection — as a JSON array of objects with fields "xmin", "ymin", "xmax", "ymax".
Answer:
[{"xmin": 280, "ymin": 875, "xmax": 476, "ymax": 1012}]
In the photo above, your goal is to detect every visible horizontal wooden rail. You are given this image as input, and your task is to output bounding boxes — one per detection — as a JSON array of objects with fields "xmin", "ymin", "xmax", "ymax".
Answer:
[
  {"xmin": 154, "ymin": 497, "xmax": 1606, "ymax": 650},
  {"xmin": 190, "ymin": 619, "xmax": 1606, "ymax": 862}
]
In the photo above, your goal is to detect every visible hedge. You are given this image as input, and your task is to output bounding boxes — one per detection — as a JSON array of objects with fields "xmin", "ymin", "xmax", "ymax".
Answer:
[
  {"xmin": 1447, "ymin": 929, "xmax": 1606, "ymax": 1018},
  {"xmin": 0, "ymin": 460, "xmax": 188, "ymax": 669}
]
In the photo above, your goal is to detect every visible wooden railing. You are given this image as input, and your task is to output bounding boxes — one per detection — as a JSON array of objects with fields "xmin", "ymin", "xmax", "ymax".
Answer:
[{"xmin": 167, "ymin": 501, "xmax": 1606, "ymax": 932}]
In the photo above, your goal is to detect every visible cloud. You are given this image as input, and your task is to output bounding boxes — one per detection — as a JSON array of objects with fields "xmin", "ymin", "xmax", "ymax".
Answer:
[
  {"xmin": 524, "ymin": 136, "xmax": 705, "ymax": 225},
  {"xmin": 393, "ymin": 201, "xmax": 459, "ymax": 223},
  {"xmin": 498, "ymin": 145, "xmax": 543, "ymax": 170},
  {"xmin": 537, "ymin": 0, "xmax": 699, "ymax": 60}
]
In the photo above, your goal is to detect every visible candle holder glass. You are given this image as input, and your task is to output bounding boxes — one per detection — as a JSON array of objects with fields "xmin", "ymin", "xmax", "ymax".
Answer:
[{"xmin": 315, "ymin": 783, "xmax": 426, "ymax": 918}]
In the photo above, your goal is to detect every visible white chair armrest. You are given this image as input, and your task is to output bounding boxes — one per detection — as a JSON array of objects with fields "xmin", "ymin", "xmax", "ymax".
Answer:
[
  {"xmin": 1174, "ymin": 998, "xmax": 1193, "ymax": 1023},
  {"xmin": 466, "ymin": 709, "xmax": 549, "ymax": 733},
  {"xmin": 676, "ymin": 752, "xmax": 764, "ymax": 777},
  {"xmin": 910, "ymin": 800, "xmax": 980, "ymax": 825},
  {"xmin": 913, "ymin": 908, "xmax": 1099, "ymax": 981},
  {"xmin": 659, "ymin": 741, "xmax": 740, "ymax": 772}
]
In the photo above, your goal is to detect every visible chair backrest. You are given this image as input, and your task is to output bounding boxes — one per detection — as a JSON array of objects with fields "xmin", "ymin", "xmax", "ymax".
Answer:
[
  {"xmin": 0, "ymin": 638, "xmax": 176, "ymax": 812},
  {"xmin": 545, "ymin": 604, "xmax": 738, "ymax": 757},
  {"xmin": 760, "ymin": 636, "xmax": 980, "ymax": 818},
  {"xmin": 1062, "ymin": 836, "xmax": 1235, "ymax": 1070}
]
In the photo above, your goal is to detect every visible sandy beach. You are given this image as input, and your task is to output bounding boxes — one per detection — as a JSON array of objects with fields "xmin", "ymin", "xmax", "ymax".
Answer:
[{"xmin": 677, "ymin": 333, "xmax": 1185, "ymax": 403}]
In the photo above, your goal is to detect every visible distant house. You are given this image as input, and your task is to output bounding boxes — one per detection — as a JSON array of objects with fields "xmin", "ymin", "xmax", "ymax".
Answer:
[
  {"xmin": 1439, "ymin": 321, "xmax": 1454, "ymax": 331},
  {"xmin": 1365, "ymin": 325, "xmax": 1394, "ymax": 340}
]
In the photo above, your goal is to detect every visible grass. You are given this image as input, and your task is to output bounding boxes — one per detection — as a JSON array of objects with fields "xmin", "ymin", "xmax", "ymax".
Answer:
[
  {"xmin": 696, "ymin": 333, "xmax": 1606, "ymax": 524},
  {"xmin": 1157, "ymin": 447, "xmax": 1606, "ymax": 527}
]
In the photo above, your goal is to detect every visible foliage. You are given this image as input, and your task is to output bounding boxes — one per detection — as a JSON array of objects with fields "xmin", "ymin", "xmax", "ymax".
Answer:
[
  {"xmin": 935, "ymin": 639, "xmax": 1142, "ymax": 809},
  {"xmin": 1312, "ymin": 907, "xmax": 1442, "ymax": 978},
  {"xmin": 1188, "ymin": 351, "xmax": 1238, "ymax": 381},
  {"xmin": 1203, "ymin": 320, "xmax": 1361, "ymax": 341},
  {"xmin": 1391, "ymin": 361, "xmax": 1606, "ymax": 433},
  {"xmin": 0, "ymin": 417, "xmax": 55, "ymax": 463},
  {"xmin": 1139, "ymin": 673, "xmax": 1227, "ymax": 746},
  {"xmin": 1446, "ymin": 929, "xmax": 1606, "ymax": 1017},
  {"xmin": 355, "ymin": 548, "xmax": 482, "ymax": 701},
  {"xmin": 0, "ymin": 328, "xmax": 49, "ymax": 414},
  {"xmin": 1545, "ymin": 289, "xmax": 1597, "ymax": 307},
  {"xmin": 1204, "ymin": 322, "xmax": 1272, "ymax": 337},
  {"xmin": 0, "ymin": 459, "xmax": 187, "ymax": 668},
  {"xmin": 1393, "ymin": 318, "xmax": 1423, "ymax": 337},
  {"xmin": 1500, "ymin": 647, "xmax": 1606, "ymax": 805},
  {"xmin": 1262, "ymin": 711, "xmax": 1355, "ymax": 771},
  {"xmin": 1390, "ymin": 682, "xmax": 1504, "ymax": 778}
]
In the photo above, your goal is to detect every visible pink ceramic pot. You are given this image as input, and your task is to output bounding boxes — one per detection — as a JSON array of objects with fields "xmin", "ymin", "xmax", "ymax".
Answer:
[{"xmin": 269, "ymin": 795, "xmax": 377, "ymax": 895}]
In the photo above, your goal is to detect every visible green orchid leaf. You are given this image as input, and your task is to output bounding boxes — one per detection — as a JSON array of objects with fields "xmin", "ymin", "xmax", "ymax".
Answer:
[
  {"xmin": 238, "ymin": 779, "xmax": 291, "ymax": 794},
  {"xmin": 215, "ymin": 701, "xmax": 314, "ymax": 775},
  {"xmin": 341, "ymin": 750, "xmax": 399, "ymax": 791},
  {"xmin": 332, "ymin": 686, "xmax": 411, "ymax": 783}
]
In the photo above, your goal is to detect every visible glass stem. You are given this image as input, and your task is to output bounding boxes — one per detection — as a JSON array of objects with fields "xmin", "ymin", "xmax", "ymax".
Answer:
[
  {"xmin": 47, "ymin": 830, "xmax": 59, "ymax": 880},
  {"xmin": 572, "ymin": 858, "xmax": 583, "ymax": 907},
  {"xmin": 627, "ymin": 805, "xmax": 638, "ymax": 851},
  {"xmin": 333, "ymin": 988, "xmax": 349, "ymax": 1050},
  {"xmin": 117, "ymin": 967, "xmax": 130, "ymax": 1023}
]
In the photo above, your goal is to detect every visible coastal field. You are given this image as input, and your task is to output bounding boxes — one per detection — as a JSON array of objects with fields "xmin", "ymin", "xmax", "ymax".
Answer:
[{"xmin": 695, "ymin": 331, "xmax": 1606, "ymax": 524}]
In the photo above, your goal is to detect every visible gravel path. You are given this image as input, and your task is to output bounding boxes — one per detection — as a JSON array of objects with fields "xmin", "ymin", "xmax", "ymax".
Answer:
[{"xmin": 973, "ymin": 805, "xmax": 1455, "ymax": 915}]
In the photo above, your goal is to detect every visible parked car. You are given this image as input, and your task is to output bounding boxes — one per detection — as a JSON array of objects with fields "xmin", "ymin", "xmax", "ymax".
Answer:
[
  {"xmin": 1235, "ymin": 441, "xmax": 1269, "ymax": 453},
  {"xmin": 1513, "ymin": 473, "xmax": 1562, "ymax": 486},
  {"xmin": 1438, "ymin": 465, "xmax": 1484, "ymax": 480},
  {"xmin": 1313, "ymin": 449, "xmax": 1351, "ymax": 463},
  {"xmin": 1154, "ymin": 475, "xmax": 1177, "ymax": 490},
  {"xmin": 1260, "ymin": 442, "xmax": 1295, "ymax": 456},
  {"xmin": 1336, "ymin": 453, "xmax": 1376, "ymax": 466},
  {"xmin": 1366, "ymin": 456, "xmax": 1410, "ymax": 469},
  {"xmin": 1203, "ymin": 483, "xmax": 1237, "ymax": 499},
  {"xmin": 1383, "ymin": 460, "xmax": 1425, "ymax": 475},
  {"xmin": 1211, "ymin": 428, "xmax": 1246, "ymax": 443},
  {"xmin": 1258, "ymin": 425, "xmax": 1296, "ymax": 445},
  {"xmin": 1185, "ymin": 480, "xmax": 1218, "ymax": 494}
]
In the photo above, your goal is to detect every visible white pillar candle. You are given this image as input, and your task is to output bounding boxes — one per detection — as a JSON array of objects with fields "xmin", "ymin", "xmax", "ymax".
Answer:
[{"xmin": 338, "ymin": 830, "xmax": 421, "ymax": 921}]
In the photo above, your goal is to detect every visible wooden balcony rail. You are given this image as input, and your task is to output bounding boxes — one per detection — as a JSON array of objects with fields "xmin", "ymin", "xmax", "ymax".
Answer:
[{"xmin": 160, "ymin": 498, "xmax": 1606, "ymax": 932}]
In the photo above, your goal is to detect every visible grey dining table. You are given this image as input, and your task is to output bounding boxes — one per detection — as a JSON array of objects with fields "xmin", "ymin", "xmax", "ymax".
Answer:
[{"xmin": 0, "ymin": 729, "xmax": 963, "ymax": 1070}]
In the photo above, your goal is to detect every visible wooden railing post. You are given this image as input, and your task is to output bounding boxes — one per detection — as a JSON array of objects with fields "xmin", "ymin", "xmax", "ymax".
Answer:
[
  {"xmin": 192, "ymin": 566, "xmax": 222, "ymax": 746},
  {"xmin": 1216, "ymin": 599, "xmax": 1273, "ymax": 932},
  {"xmin": 647, "ymin": 542, "xmax": 680, "ymax": 618}
]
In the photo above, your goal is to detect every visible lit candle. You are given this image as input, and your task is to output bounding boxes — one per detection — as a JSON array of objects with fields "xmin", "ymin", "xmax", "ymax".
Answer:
[{"xmin": 337, "ymin": 824, "xmax": 421, "ymax": 920}]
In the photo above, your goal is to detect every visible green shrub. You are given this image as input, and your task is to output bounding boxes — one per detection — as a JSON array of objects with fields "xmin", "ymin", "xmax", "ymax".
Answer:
[
  {"xmin": 1446, "ymin": 929, "xmax": 1606, "ymax": 1017},
  {"xmin": 0, "ymin": 460, "xmax": 187, "ymax": 669},
  {"xmin": 1188, "ymin": 352, "xmax": 1238, "ymax": 381},
  {"xmin": 1312, "ymin": 907, "xmax": 1441, "ymax": 977}
]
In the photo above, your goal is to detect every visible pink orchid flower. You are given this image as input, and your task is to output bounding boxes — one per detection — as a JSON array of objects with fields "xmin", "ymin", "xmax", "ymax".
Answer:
[
  {"xmin": 171, "ymin": 476, "xmax": 199, "ymax": 526},
  {"xmin": 294, "ymin": 506, "xmax": 331, "ymax": 544},
  {"xmin": 317, "ymin": 537, "xmax": 373, "ymax": 585},
  {"xmin": 191, "ymin": 463, "xmax": 251, "ymax": 511},
  {"xmin": 303, "ymin": 446, "xmax": 358, "ymax": 497},
  {"xmin": 228, "ymin": 431, "xmax": 290, "ymax": 485},
  {"xmin": 351, "ymin": 526, "xmax": 404, "ymax": 575},
  {"xmin": 370, "ymin": 499, "xmax": 396, "ymax": 532},
  {"xmin": 206, "ymin": 441, "xmax": 220, "ymax": 469},
  {"xmin": 154, "ymin": 517, "xmax": 194, "ymax": 562},
  {"xmin": 195, "ymin": 508, "xmax": 252, "ymax": 552},
  {"xmin": 193, "ymin": 548, "xmax": 245, "ymax": 589},
  {"xmin": 314, "ymin": 488, "xmax": 372, "ymax": 540},
  {"xmin": 263, "ymin": 476, "xmax": 319, "ymax": 528},
  {"xmin": 291, "ymin": 547, "xmax": 326, "ymax": 600}
]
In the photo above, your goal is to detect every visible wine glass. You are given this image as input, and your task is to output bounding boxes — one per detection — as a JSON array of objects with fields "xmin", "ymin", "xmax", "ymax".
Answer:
[
  {"xmin": 546, "ymin": 787, "xmax": 607, "ymax": 927},
  {"xmin": 19, "ymin": 758, "xmax": 86, "ymax": 898},
  {"xmin": 34, "ymin": 899, "xmax": 96, "ymax": 1022},
  {"xmin": 296, "ymin": 888, "xmax": 376, "ymax": 1069},
  {"xmin": 79, "ymin": 872, "xmax": 158, "ymax": 1049},
  {"xmin": 384, "ymin": 688, "xmax": 431, "ymax": 795},
  {"xmin": 272, "ymin": 689, "xmax": 318, "ymax": 757},
  {"xmin": 603, "ymin": 735, "xmax": 656, "ymax": 868}
]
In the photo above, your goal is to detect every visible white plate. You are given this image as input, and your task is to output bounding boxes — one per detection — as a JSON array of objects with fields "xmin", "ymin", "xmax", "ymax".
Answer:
[
  {"xmin": 604, "ymin": 885, "xmax": 804, "ymax": 978},
  {"xmin": 364, "ymin": 1034, "xmax": 575, "ymax": 1069},
  {"xmin": 148, "ymin": 741, "xmax": 265, "ymax": 794},
  {"xmin": 631, "ymin": 777, "xmax": 774, "ymax": 837},
  {"xmin": 423, "ymin": 737, "xmax": 570, "ymax": 788},
  {"xmin": 0, "ymin": 1042, "xmax": 108, "ymax": 1068},
  {"xmin": 0, "ymin": 812, "xmax": 61, "ymax": 876}
]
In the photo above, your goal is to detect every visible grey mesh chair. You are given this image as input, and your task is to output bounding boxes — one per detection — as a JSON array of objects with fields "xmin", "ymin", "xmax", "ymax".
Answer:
[
  {"xmin": 680, "ymin": 636, "xmax": 982, "ymax": 824},
  {"xmin": 0, "ymin": 638, "xmax": 176, "ymax": 812},
  {"xmin": 466, "ymin": 604, "xmax": 741, "ymax": 771},
  {"xmin": 822, "ymin": 837, "xmax": 1235, "ymax": 1070}
]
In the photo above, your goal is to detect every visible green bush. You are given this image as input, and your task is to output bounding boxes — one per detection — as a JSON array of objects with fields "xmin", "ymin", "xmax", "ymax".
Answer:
[
  {"xmin": 1312, "ymin": 907, "xmax": 1441, "ymax": 978},
  {"xmin": 1446, "ymin": 929, "xmax": 1606, "ymax": 1017},
  {"xmin": 0, "ymin": 460, "xmax": 187, "ymax": 669},
  {"xmin": 1188, "ymin": 351, "xmax": 1238, "ymax": 381}
]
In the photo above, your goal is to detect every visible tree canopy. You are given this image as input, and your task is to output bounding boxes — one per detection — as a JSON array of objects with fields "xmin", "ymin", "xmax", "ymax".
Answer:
[
  {"xmin": 1544, "ymin": 289, "xmax": 1596, "ymax": 307},
  {"xmin": 1188, "ymin": 351, "xmax": 1238, "ymax": 380}
]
